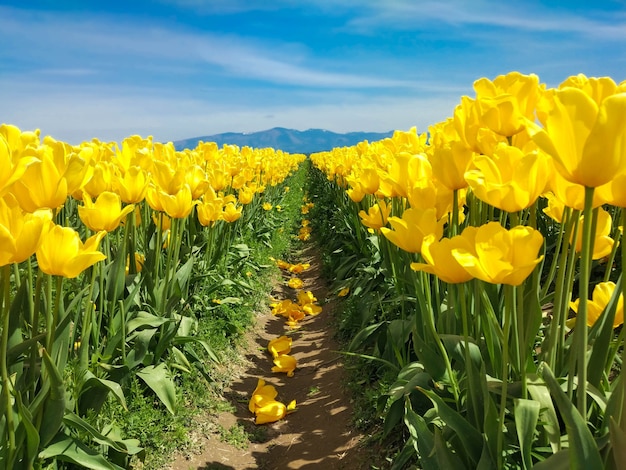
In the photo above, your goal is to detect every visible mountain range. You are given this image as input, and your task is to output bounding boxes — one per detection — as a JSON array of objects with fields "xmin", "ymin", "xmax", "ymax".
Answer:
[{"xmin": 173, "ymin": 127, "xmax": 394, "ymax": 154}]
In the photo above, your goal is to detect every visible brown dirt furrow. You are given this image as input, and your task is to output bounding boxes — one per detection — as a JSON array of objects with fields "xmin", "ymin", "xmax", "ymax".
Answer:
[{"xmin": 169, "ymin": 245, "xmax": 365, "ymax": 470}]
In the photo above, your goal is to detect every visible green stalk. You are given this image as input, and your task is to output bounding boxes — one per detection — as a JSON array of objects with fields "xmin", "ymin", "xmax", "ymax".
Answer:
[
  {"xmin": 419, "ymin": 270, "xmax": 459, "ymax": 404},
  {"xmin": 451, "ymin": 189, "xmax": 459, "ymax": 236},
  {"xmin": 497, "ymin": 284, "xmax": 515, "ymax": 469},
  {"xmin": 574, "ymin": 187, "xmax": 596, "ymax": 414},
  {"xmin": 539, "ymin": 208, "xmax": 568, "ymax": 301},
  {"xmin": 0, "ymin": 265, "xmax": 16, "ymax": 462}
]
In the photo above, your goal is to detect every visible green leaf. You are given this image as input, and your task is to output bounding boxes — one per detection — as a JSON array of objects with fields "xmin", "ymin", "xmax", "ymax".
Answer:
[
  {"xmin": 403, "ymin": 399, "xmax": 438, "ymax": 470},
  {"xmin": 539, "ymin": 362, "xmax": 604, "ymax": 469},
  {"xmin": 63, "ymin": 412, "xmax": 128, "ymax": 453},
  {"xmin": 136, "ymin": 364, "xmax": 177, "ymax": 415},
  {"xmin": 39, "ymin": 348, "xmax": 66, "ymax": 448},
  {"xmin": 174, "ymin": 256, "xmax": 195, "ymax": 293},
  {"xmin": 14, "ymin": 392, "xmax": 39, "ymax": 469},
  {"xmin": 609, "ymin": 416, "xmax": 626, "ymax": 470},
  {"xmin": 348, "ymin": 322, "xmax": 384, "ymax": 351},
  {"xmin": 515, "ymin": 398, "xmax": 540, "ymax": 470},
  {"xmin": 527, "ymin": 373, "xmax": 561, "ymax": 454},
  {"xmin": 126, "ymin": 311, "xmax": 171, "ymax": 334},
  {"xmin": 39, "ymin": 434, "xmax": 124, "ymax": 470},
  {"xmin": 532, "ymin": 449, "xmax": 571, "ymax": 470},
  {"xmin": 79, "ymin": 372, "xmax": 127, "ymax": 415},
  {"xmin": 383, "ymin": 397, "xmax": 404, "ymax": 438},
  {"xmin": 419, "ymin": 387, "xmax": 483, "ymax": 465},
  {"xmin": 433, "ymin": 426, "xmax": 467, "ymax": 469},
  {"xmin": 173, "ymin": 336, "xmax": 219, "ymax": 363}
]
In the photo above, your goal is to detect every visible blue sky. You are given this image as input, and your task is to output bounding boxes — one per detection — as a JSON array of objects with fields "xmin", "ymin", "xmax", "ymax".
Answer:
[{"xmin": 1, "ymin": 0, "xmax": 625, "ymax": 144}]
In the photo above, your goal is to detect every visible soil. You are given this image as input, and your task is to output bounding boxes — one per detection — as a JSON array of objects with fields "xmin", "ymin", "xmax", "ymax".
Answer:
[{"xmin": 167, "ymin": 244, "xmax": 368, "ymax": 470}]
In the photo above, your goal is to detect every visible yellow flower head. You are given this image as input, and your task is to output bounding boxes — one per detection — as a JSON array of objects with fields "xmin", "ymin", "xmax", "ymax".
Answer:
[
  {"xmin": 272, "ymin": 354, "xmax": 297, "ymax": 377},
  {"xmin": 358, "ymin": 200, "xmax": 391, "ymax": 231},
  {"xmin": 297, "ymin": 290, "xmax": 317, "ymax": 306},
  {"xmin": 338, "ymin": 287, "xmax": 350, "ymax": 297},
  {"xmin": 288, "ymin": 263, "xmax": 310, "ymax": 274},
  {"xmin": 381, "ymin": 207, "xmax": 444, "ymax": 254},
  {"xmin": 287, "ymin": 277, "xmax": 304, "ymax": 289},
  {"xmin": 0, "ymin": 193, "xmax": 52, "ymax": 266},
  {"xmin": 451, "ymin": 222, "xmax": 544, "ymax": 286},
  {"xmin": 262, "ymin": 202, "xmax": 273, "ymax": 211},
  {"xmin": 303, "ymin": 303, "xmax": 322, "ymax": 316},
  {"xmin": 36, "ymin": 225, "xmax": 107, "ymax": 278},
  {"xmin": 248, "ymin": 379, "xmax": 278, "ymax": 414},
  {"xmin": 570, "ymin": 281, "xmax": 623, "ymax": 328},
  {"xmin": 267, "ymin": 335, "xmax": 292, "ymax": 358},
  {"xmin": 571, "ymin": 207, "xmax": 614, "ymax": 260},
  {"xmin": 410, "ymin": 233, "xmax": 475, "ymax": 284},
  {"xmin": 530, "ymin": 87, "xmax": 626, "ymax": 188},
  {"xmin": 464, "ymin": 143, "xmax": 550, "ymax": 212},
  {"xmin": 79, "ymin": 191, "xmax": 135, "ymax": 232}
]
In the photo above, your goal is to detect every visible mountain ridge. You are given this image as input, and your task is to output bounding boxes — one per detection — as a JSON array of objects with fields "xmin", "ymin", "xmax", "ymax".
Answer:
[{"xmin": 173, "ymin": 127, "xmax": 394, "ymax": 154}]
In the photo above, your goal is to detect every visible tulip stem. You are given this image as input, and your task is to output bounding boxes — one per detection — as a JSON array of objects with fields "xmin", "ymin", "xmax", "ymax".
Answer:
[
  {"xmin": 575, "ymin": 187, "xmax": 595, "ymax": 415},
  {"xmin": 497, "ymin": 284, "xmax": 515, "ymax": 469},
  {"xmin": 1, "ymin": 265, "xmax": 16, "ymax": 463}
]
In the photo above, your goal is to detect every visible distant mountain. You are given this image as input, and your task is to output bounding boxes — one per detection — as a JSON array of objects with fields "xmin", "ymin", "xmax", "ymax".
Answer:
[{"xmin": 173, "ymin": 127, "xmax": 394, "ymax": 154}]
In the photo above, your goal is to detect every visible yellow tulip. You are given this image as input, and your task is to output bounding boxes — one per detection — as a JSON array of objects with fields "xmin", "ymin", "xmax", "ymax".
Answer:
[
  {"xmin": 238, "ymin": 185, "xmax": 255, "ymax": 205},
  {"xmin": 125, "ymin": 252, "xmax": 145, "ymax": 275},
  {"xmin": 358, "ymin": 200, "xmax": 391, "ymax": 231},
  {"xmin": 12, "ymin": 151, "xmax": 68, "ymax": 212},
  {"xmin": 451, "ymin": 222, "xmax": 544, "ymax": 286},
  {"xmin": 248, "ymin": 379, "xmax": 278, "ymax": 414},
  {"xmin": 272, "ymin": 354, "xmax": 297, "ymax": 377},
  {"xmin": 381, "ymin": 208, "xmax": 443, "ymax": 254},
  {"xmin": 114, "ymin": 166, "xmax": 149, "ymax": 204},
  {"xmin": 82, "ymin": 161, "xmax": 115, "ymax": 199},
  {"xmin": 570, "ymin": 281, "xmax": 623, "ymax": 328},
  {"xmin": 559, "ymin": 74, "xmax": 618, "ymax": 106},
  {"xmin": 78, "ymin": 191, "xmax": 135, "ymax": 232},
  {"xmin": 303, "ymin": 303, "xmax": 322, "ymax": 316},
  {"xmin": 338, "ymin": 287, "xmax": 350, "ymax": 297},
  {"xmin": 267, "ymin": 336, "xmax": 292, "ymax": 358},
  {"xmin": 572, "ymin": 207, "xmax": 614, "ymax": 260},
  {"xmin": 297, "ymin": 290, "xmax": 317, "ymax": 305},
  {"xmin": 473, "ymin": 72, "xmax": 541, "ymax": 137},
  {"xmin": 429, "ymin": 140, "xmax": 474, "ymax": 191},
  {"xmin": 0, "ymin": 134, "xmax": 37, "ymax": 196},
  {"xmin": 196, "ymin": 201, "xmax": 222, "ymax": 227},
  {"xmin": 464, "ymin": 143, "xmax": 550, "ymax": 212},
  {"xmin": 222, "ymin": 202, "xmax": 242, "ymax": 223},
  {"xmin": 0, "ymin": 194, "xmax": 52, "ymax": 266},
  {"xmin": 597, "ymin": 173, "xmax": 626, "ymax": 207},
  {"xmin": 288, "ymin": 263, "xmax": 310, "ymax": 274},
  {"xmin": 158, "ymin": 185, "xmax": 196, "ymax": 219},
  {"xmin": 410, "ymin": 233, "xmax": 474, "ymax": 284},
  {"xmin": 530, "ymin": 88, "xmax": 626, "ymax": 188},
  {"xmin": 287, "ymin": 277, "xmax": 304, "ymax": 289},
  {"xmin": 254, "ymin": 400, "xmax": 288, "ymax": 425},
  {"xmin": 262, "ymin": 202, "xmax": 273, "ymax": 211},
  {"xmin": 36, "ymin": 225, "xmax": 107, "ymax": 278}
]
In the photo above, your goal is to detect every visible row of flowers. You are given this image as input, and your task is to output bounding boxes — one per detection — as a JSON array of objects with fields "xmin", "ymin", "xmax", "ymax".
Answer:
[
  {"xmin": 310, "ymin": 72, "xmax": 626, "ymax": 468},
  {"xmin": 0, "ymin": 123, "xmax": 306, "ymax": 468}
]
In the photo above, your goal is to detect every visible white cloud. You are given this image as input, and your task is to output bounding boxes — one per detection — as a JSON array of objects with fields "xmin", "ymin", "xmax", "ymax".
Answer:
[
  {"xmin": 343, "ymin": 0, "xmax": 626, "ymax": 40},
  {"xmin": 0, "ymin": 5, "xmax": 416, "ymax": 90}
]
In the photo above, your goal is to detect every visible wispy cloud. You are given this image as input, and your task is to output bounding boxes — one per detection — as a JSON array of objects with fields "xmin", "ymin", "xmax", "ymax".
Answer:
[
  {"xmin": 0, "ymin": 5, "xmax": 418, "ymax": 90},
  {"xmin": 343, "ymin": 0, "xmax": 626, "ymax": 40}
]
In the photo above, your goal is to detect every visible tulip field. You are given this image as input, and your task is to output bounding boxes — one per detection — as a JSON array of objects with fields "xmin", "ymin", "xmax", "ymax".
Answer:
[{"xmin": 2, "ymin": 71, "xmax": 626, "ymax": 469}]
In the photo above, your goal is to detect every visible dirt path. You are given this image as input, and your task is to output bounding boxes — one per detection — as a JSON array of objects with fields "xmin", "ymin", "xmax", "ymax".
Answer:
[{"xmin": 168, "ymin": 244, "xmax": 365, "ymax": 470}]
